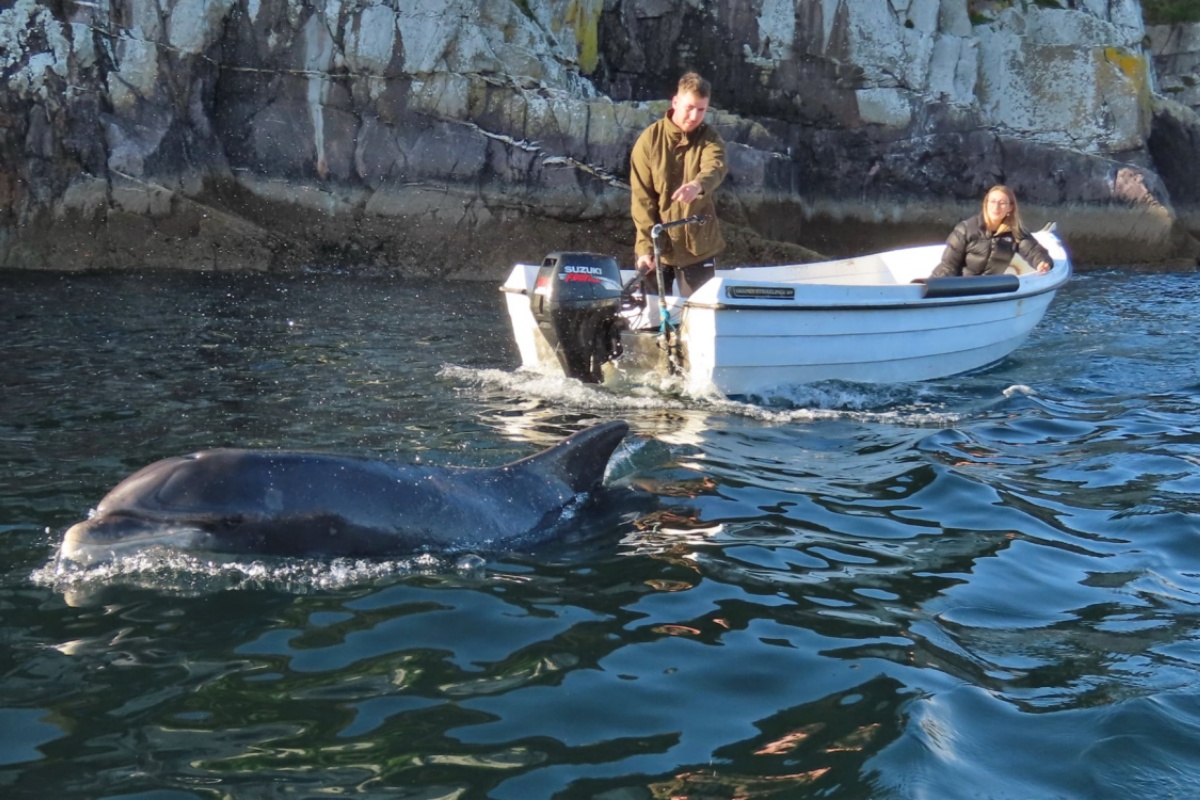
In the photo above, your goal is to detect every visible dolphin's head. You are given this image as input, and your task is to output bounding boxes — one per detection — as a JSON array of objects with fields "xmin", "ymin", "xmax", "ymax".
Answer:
[{"xmin": 59, "ymin": 514, "xmax": 213, "ymax": 566}]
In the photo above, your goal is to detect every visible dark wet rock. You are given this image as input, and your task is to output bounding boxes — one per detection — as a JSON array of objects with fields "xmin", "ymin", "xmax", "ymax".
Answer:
[{"xmin": 1, "ymin": 0, "xmax": 1199, "ymax": 273}]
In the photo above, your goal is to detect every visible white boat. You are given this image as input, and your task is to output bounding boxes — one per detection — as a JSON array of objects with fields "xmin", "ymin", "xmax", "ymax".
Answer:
[{"xmin": 500, "ymin": 225, "xmax": 1072, "ymax": 397}]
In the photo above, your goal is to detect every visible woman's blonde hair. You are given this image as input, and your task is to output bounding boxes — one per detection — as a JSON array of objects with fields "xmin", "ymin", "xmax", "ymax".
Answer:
[{"xmin": 981, "ymin": 185, "xmax": 1027, "ymax": 239}]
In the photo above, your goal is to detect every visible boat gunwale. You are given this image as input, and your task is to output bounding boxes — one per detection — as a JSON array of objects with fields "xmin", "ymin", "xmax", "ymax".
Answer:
[
  {"xmin": 503, "ymin": 268, "xmax": 1070, "ymax": 318},
  {"xmin": 499, "ymin": 277, "xmax": 1066, "ymax": 310},
  {"xmin": 683, "ymin": 272, "xmax": 1068, "ymax": 312}
]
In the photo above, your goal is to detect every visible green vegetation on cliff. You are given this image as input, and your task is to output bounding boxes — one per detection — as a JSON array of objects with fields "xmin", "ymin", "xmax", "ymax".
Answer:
[
  {"xmin": 1144, "ymin": 1, "xmax": 1200, "ymax": 24},
  {"xmin": 968, "ymin": 1, "xmax": 1200, "ymax": 25}
]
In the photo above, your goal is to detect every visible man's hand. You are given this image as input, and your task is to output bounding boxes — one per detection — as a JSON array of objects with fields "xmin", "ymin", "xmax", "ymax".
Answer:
[
  {"xmin": 636, "ymin": 253, "xmax": 656, "ymax": 272},
  {"xmin": 1036, "ymin": 260, "xmax": 1052, "ymax": 274},
  {"xmin": 671, "ymin": 181, "xmax": 703, "ymax": 204}
]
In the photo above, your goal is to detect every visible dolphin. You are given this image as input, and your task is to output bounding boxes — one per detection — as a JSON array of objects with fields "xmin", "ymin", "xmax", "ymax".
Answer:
[{"xmin": 59, "ymin": 420, "xmax": 630, "ymax": 565}]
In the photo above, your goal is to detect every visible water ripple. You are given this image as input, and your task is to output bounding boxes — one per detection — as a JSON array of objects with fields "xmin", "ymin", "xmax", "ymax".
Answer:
[{"xmin": 5, "ymin": 269, "xmax": 1200, "ymax": 798}]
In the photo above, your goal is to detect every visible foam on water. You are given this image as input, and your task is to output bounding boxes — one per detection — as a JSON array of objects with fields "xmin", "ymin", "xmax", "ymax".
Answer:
[
  {"xmin": 31, "ymin": 546, "xmax": 488, "ymax": 604},
  {"xmin": 439, "ymin": 364, "xmax": 982, "ymax": 427}
]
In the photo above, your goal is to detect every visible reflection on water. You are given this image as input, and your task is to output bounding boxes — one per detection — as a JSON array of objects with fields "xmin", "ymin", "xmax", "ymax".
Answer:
[{"xmin": 3, "ymin": 268, "xmax": 1200, "ymax": 798}]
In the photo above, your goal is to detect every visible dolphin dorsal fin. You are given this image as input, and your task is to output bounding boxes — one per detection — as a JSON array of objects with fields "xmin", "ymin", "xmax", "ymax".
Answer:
[{"xmin": 510, "ymin": 421, "xmax": 630, "ymax": 493}]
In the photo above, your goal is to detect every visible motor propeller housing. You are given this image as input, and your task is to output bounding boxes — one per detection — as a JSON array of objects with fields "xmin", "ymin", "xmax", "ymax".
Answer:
[{"xmin": 532, "ymin": 252, "xmax": 625, "ymax": 383}]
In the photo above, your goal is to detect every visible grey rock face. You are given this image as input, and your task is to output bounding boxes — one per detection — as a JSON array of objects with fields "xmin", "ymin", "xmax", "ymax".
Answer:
[{"xmin": 1, "ymin": 0, "xmax": 1197, "ymax": 272}]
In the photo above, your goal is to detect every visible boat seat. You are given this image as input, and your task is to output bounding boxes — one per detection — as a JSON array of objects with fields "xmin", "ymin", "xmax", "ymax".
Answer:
[{"xmin": 918, "ymin": 274, "xmax": 1020, "ymax": 298}]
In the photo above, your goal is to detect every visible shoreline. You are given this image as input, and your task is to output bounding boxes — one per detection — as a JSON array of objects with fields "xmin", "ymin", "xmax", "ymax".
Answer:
[{"xmin": 5, "ymin": 176, "xmax": 1199, "ymax": 274}]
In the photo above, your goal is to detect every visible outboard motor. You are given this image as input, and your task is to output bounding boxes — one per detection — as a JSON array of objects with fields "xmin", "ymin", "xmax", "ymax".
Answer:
[{"xmin": 532, "ymin": 252, "xmax": 625, "ymax": 383}]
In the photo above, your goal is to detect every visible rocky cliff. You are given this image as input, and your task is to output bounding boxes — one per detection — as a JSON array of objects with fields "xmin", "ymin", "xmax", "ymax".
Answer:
[{"xmin": 2, "ymin": 0, "xmax": 1199, "ymax": 273}]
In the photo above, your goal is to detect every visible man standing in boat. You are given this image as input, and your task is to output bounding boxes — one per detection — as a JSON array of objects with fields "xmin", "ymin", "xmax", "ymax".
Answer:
[{"xmin": 630, "ymin": 72, "xmax": 728, "ymax": 297}]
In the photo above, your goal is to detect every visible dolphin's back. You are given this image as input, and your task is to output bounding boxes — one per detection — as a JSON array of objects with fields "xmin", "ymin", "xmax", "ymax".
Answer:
[
  {"xmin": 98, "ymin": 420, "xmax": 631, "ymax": 519},
  {"xmin": 98, "ymin": 451, "xmax": 420, "ymax": 517},
  {"xmin": 62, "ymin": 420, "xmax": 631, "ymax": 562}
]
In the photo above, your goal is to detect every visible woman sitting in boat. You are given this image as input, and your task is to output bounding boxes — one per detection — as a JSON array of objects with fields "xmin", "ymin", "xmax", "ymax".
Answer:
[{"xmin": 932, "ymin": 185, "xmax": 1053, "ymax": 278}]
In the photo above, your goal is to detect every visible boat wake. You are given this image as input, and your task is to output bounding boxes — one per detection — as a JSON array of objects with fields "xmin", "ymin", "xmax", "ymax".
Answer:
[{"xmin": 441, "ymin": 364, "xmax": 977, "ymax": 427}]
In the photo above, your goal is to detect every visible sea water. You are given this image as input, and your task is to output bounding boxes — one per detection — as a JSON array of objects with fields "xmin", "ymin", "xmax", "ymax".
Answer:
[{"xmin": 2, "ymin": 267, "xmax": 1200, "ymax": 799}]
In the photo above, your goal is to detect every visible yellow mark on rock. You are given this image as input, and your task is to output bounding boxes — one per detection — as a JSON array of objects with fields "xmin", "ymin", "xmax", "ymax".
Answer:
[{"xmin": 564, "ymin": 0, "xmax": 602, "ymax": 74}]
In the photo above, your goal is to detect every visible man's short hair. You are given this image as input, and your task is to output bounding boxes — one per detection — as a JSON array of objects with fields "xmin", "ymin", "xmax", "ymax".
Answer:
[{"xmin": 677, "ymin": 71, "xmax": 712, "ymax": 98}]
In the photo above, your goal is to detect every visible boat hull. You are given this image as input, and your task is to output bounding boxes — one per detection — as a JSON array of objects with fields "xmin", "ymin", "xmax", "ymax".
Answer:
[{"xmin": 673, "ymin": 289, "xmax": 1056, "ymax": 394}]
